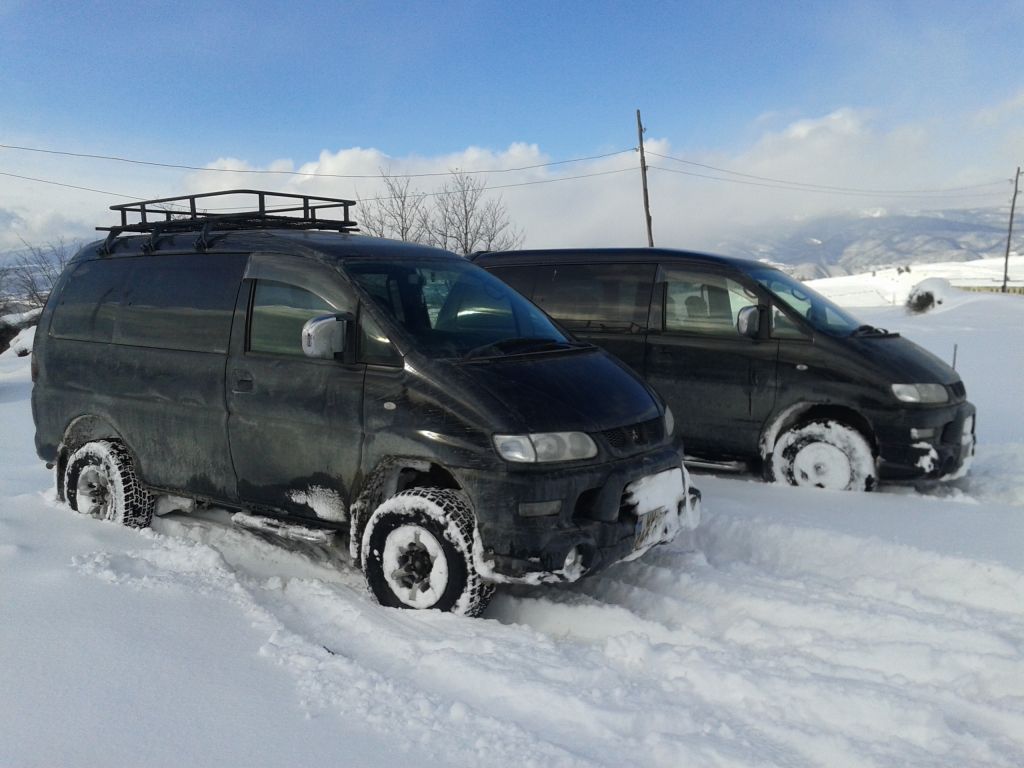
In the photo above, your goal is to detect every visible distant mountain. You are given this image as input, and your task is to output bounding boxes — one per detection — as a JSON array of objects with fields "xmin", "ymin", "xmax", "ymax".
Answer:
[
  {"xmin": 2, "ymin": 207, "xmax": 1014, "ymax": 282},
  {"xmin": 714, "ymin": 207, "xmax": 1011, "ymax": 280}
]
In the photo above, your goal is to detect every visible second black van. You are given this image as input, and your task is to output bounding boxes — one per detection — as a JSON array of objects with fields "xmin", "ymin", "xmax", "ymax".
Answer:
[{"xmin": 472, "ymin": 248, "xmax": 976, "ymax": 491}]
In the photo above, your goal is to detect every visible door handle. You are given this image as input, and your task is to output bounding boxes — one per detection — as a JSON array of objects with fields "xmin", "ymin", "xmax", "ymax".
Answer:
[
  {"xmin": 795, "ymin": 364, "xmax": 808, "ymax": 371},
  {"xmin": 232, "ymin": 369, "xmax": 254, "ymax": 393}
]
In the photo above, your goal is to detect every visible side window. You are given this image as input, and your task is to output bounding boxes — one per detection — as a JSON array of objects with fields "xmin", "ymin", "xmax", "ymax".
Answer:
[
  {"xmin": 250, "ymin": 280, "xmax": 336, "ymax": 357},
  {"xmin": 486, "ymin": 265, "xmax": 540, "ymax": 300},
  {"xmin": 664, "ymin": 269, "xmax": 757, "ymax": 337},
  {"xmin": 116, "ymin": 253, "xmax": 246, "ymax": 353},
  {"xmin": 532, "ymin": 263, "xmax": 655, "ymax": 333},
  {"xmin": 50, "ymin": 258, "xmax": 132, "ymax": 342}
]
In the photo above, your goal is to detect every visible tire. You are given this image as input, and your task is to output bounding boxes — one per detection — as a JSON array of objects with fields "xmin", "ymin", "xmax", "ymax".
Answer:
[
  {"xmin": 361, "ymin": 488, "xmax": 493, "ymax": 617},
  {"xmin": 64, "ymin": 440, "xmax": 155, "ymax": 528},
  {"xmin": 768, "ymin": 420, "xmax": 876, "ymax": 491}
]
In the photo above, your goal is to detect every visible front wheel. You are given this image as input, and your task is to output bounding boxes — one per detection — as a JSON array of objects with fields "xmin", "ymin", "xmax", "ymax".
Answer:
[
  {"xmin": 768, "ymin": 421, "xmax": 876, "ymax": 491},
  {"xmin": 64, "ymin": 440, "xmax": 155, "ymax": 528},
  {"xmin": 361, "ymin": 488, "xmax": 493, "ymax": 617}
]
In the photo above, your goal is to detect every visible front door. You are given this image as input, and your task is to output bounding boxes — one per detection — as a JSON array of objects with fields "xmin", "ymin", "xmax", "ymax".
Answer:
[
  {"xmin": 646, "ymin": 266, "xmax": 778, "ymax": 460},
  {"xmin": 225, "ymin": 254, "xmax": 364, "ymax": 524}
]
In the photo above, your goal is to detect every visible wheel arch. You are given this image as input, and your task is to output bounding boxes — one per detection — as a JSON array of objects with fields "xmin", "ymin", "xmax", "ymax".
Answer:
[
  {"xmin": 760, "ymin": 402, "xmax": 878, "ymax": 461},
  {"xmin": 57, "ymin": 415, "xmax": 125, "ymax": 502},
  {"xmin": 347, "ymin": 457, "xmax": 464, "ymax": 566}
]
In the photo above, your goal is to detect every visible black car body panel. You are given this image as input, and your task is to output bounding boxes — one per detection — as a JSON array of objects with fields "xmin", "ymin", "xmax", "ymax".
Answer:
[{"xmin": 472, "ymin": 247, "xmax": 976, "ymax": 483}]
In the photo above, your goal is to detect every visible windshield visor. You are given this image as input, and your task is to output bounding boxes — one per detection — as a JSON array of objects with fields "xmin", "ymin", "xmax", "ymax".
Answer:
[
  {"xmin": 346, "ymin": 258, "xmax": 570, "ymax": 359},
  {"xmin": 750, "ymin": 267, "xmax": 861, "ymax": 336}
]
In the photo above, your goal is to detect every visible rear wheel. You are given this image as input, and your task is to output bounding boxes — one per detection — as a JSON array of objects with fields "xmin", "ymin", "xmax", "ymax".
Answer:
[
  {"xmin": 768, "ymin": 421, "xmax": 876, "ymax": 491},
  {"xmin": 64, "ymin": 440, "xmax": 154, "ymax": 528},
  {"xmin": 361, "ymin": 488, "xmax": 493, "ymax": 617}
]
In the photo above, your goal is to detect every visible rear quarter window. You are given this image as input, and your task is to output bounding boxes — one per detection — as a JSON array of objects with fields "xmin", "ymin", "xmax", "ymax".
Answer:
[
  {"xmin": 532, "ymin": 263, "xmax": 655, "ymax": 333},
  {"xmin": 50, "ymin": 253, "xmax": 246, "ymax": 353},
  {"xmin": 50, "ymin": 258, "xmax": 129, "ymax": 342},
  {"xmin": 486, "ymin": 265, "xmax": 540, "ymax": 299}
]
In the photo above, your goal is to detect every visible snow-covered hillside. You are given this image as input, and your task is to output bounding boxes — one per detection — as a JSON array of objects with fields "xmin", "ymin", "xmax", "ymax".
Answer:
[
  {"xmin": 719, "ymin": 207, "xmax": 1013, "ymax": 278},
  {"xmin": 2, "ymin": 271, "xmax": 1023, "ymax": 767}
]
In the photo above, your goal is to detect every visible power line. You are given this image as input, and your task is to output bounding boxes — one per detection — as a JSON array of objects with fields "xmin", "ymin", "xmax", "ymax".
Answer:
[
  {"xmin": 0, "ymin": 171, "xmax": 146, "ymax": 199},
  {"xmin": 648, "ymin": 165, "xmax": 1008, "ymax": 199},
  {"xmin": 0, "ymin": 165, "xmax": 638, "ymax": 211},
  {"xmin": 198, "ymin": 166, "xmax": 638, "ymax": 210},
  {"xmin": 0, "ymin": 142, "xmax": 636, "ymax": 179},
  {"xmin": 646, "ymin": 150, "xmax": 1009, "ymax": 196}
]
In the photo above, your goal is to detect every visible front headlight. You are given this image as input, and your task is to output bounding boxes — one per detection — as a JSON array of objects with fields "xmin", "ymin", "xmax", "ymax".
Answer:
[
  {"xmin": 664, "ymin": 406, "xmax": 675, "ymax": 436},
  {"xmin": 493, "ymin": 432, "xmax": 598, "ymax": 463},
  {"xmin": 892, "ymin": 383, "xmax": 949, "ymax": 404}
]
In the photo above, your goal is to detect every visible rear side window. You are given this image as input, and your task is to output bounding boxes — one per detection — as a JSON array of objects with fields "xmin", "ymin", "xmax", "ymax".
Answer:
[
  {"xmin": 486, "ymin": 265, "xmax": 538, "ymax": 299},
  {"xmin": 50, "ymin": 259, "xmax": 131, "ymax": 342},
  {"xmin": 51, "ymin": 253, "xmax": 245, "ymax": 353},
  {"xmin": 249, "ymin": 280, "xmax": 336, "ymax": 357},
  {"xmin": 117, "ymin": 253, "xmax": 246, "ymax": 352},
  {"xmin": 532, "ymin": 263, "xmax": 655, "ymax": 333}
]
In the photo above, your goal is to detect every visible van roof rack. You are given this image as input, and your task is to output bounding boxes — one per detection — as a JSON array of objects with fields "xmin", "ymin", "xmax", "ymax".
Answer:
[{"xmin": 97, "ymin": 189, "xmax": 359, "ymax": 252}]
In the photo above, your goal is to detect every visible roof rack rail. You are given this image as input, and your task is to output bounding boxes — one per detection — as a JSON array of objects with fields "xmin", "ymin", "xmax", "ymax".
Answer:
[{"xmin": 96, "ymin": 189, "xmax": 359, "ymax": 251}]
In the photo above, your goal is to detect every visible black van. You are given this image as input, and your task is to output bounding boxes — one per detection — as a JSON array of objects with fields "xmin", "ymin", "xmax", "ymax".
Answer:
[
  {"xmin": 31, "ymin": 192, "xmax": 700, "ymax": 616},
  {"xmin": 472, "ymin": 248, "xmax": 976, "ymax": 491}
]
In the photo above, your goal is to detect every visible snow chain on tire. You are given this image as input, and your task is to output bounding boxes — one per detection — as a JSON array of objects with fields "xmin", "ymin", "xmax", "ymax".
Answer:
[
  {"xmin": 64, "ymin": 440, "xmax": 155, "ymax": 528},
  {"xmin": 361, "ymin": 487, "xmax": 494, "ymax": 617}
]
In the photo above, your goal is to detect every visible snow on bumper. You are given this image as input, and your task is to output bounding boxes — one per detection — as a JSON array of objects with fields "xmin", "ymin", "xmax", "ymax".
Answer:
[
  {"xmin": 474, "ymin": 463, "xmax": 702, "ymax": 586},
  {"xmin": 621, "ymin": 464, "xmax": 701, "ymax": 562}
]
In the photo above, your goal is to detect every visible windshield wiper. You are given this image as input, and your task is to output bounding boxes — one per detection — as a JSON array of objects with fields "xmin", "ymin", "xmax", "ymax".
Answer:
[
  {"xmin": 462, "ymin": 337, "xmax": 589, "ymax": 360},
  {"xmin": 850, "ymin": 324, "xmax": 897, "ymax": 338}
]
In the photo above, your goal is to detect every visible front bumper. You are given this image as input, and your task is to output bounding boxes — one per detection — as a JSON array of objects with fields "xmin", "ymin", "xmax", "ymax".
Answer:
[
  {"xmin": 464, "ymin": 448, "xmax": 702, "ymax": 585},
  {"xmin": 875, "ymin": 401, "xmax": 976, "ymax": 481}
]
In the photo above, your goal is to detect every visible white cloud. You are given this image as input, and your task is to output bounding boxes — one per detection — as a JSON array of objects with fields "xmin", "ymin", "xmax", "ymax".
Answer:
[
  {"xmin": 972, "ymin": 90, "xmax": 1024, "ymax": 127},
  {"xmin": 1, "ymin": 101, "xmax": 1017, "ymax": 254}
]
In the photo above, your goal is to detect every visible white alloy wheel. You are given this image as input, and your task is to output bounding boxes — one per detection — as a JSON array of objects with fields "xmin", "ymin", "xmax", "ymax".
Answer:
[
  {"xmin": 361, "ymin": 487, "xmax": 493, "ymax": 616},
  {"xmin": 75, "ymin": 463, "xmax": 113, "ymax": 518},
  {"xmin": 63, "ymin": 440, "xmax": 155, "ymax": 527},
  {"xmin": 382, "ymin": 524, "xmax": 450, "ymax": 609},
  {"xmin": 770, "ymin": 421, "xmax": 876, "ymax": 492}
]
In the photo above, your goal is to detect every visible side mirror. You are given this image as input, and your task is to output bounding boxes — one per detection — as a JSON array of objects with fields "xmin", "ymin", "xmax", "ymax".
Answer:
[
  {"xmin": 736, "ymin": 305, "xmax": 763, "ymax": 338},
  {"xmin": 302, "ymin": 314, "xmax": 349, "ymax": 359}
]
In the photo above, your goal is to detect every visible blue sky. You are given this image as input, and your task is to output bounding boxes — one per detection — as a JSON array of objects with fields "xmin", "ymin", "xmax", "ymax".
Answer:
[{"xmin": 1, "ymin": 0, "xmax": 1023, "ymax": 249}]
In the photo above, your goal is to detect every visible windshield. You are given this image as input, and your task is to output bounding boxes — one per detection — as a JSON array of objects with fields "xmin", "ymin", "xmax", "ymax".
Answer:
[
  {"xmin": 345, "ymin": 258, "xmax": 573, "ymax": 359},
  {"xmin": 749, "ymin": 267, "xmax": 861, "ymax": 336}
]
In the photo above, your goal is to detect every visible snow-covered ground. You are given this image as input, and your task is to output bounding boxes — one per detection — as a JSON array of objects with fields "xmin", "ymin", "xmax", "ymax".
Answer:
[
  {"xmin": 807, "ymin": 254, "xmax": 1024, "ymax": 307},
  {"xmin": 2, "ymin": 266, "xmax": 1023, "ymax": 767}
]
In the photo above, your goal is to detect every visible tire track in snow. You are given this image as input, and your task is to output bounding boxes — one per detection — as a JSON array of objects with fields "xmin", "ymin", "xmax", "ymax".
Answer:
[
  {"xmin": 76, "ymin": 518, "xmax": 599, "ymax": 767},
  {"xmin": 69, "ymin": 502, "xmax": 1024, "ymax": 767},
  {"xmin": 489, "ymin": 513, "xmax": 1024, "ymax": 767}
]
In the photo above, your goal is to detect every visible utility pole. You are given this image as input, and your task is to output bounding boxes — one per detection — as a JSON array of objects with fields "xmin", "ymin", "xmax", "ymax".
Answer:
[
  {"xmin": 1003, "ymin": 166, "xmax": 1020, "ymax": 293},
  {"xmin": 636, "ymin": 109, "xmax": 654, "ymax": 247}
]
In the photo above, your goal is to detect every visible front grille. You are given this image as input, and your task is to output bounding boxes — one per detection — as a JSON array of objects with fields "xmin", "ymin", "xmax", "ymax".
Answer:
[
  {"xmin": 602, "ymin": 417, "xmax": 664, "ymax": 455},
  {"xmin": 949, "ymin": 381, "xmax": 966, "ymax": 400}
]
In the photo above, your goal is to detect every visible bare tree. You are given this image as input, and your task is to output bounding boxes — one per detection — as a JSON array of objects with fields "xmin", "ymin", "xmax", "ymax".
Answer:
[
  {"xmin": 0, "ymin": 261, "xmax": 14, "ymax": 317},
  {"xmin": 12, "ymin": 237, "xmax": 74, "ymax": 308},
  {"xmin": 357, "ymin": 170, "xmax": 430, "ymax": 243},
  {"xmin": 423, "ymin": 171, "xmax": 524, "ymax": 255}
]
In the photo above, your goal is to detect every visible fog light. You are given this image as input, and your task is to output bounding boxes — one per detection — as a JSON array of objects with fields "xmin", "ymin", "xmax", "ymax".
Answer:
[
  {"xmin": 518, "ymin": 500, "xmax": 561, "ymax": 518},
  {"xmin": 910, "ymin": 427, "xmax": 936, "ymax": 440}
]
